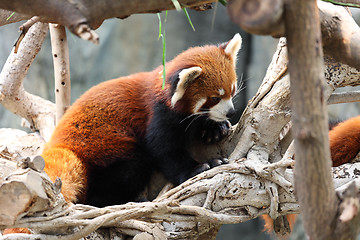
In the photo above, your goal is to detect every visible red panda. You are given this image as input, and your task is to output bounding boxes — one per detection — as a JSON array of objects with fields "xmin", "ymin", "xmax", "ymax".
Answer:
[
  {"xmin": 329, "ymin": 115, "xmax": 360, "ymax": 167},
  {"xmin": 41, "ymin": 34, "xmax": 242, "ymax": 207},
  {"xmin": 262, "ymin": 115, "xmax": 360, "ymax": 236}
]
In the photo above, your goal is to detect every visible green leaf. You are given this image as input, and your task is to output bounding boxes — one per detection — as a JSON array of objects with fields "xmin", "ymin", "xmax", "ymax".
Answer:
[
  {"xmin": 157, "ymin": 12, "xmax": 167, "ymax": 88},
  {"xmin": 321, "ymin": 0, "xmax": 360, "ymax": 7},
  {"xmin": 183, "ymin": 8, "xmax": 195, "ymax": 31},
  {"xmin": 6, "ymin": 12, "xmax": 15, "ymax": 21},
  {"xmin": 161, "ymin": 32, "xmax": 166, "ymax": 89},
  {"xmin": 218, "ymin": 0, "xmax": 227, "ymax": 6}
]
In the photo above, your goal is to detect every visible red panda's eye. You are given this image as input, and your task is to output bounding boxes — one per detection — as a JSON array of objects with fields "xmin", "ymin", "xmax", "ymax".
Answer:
[{"xmin": 211, "ymin": 97, "xmax": 221, "ymax": 104}]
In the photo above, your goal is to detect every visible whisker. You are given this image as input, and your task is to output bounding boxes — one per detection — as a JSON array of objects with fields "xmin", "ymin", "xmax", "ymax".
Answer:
[
  {"xmin": 238, "ymin": 73, "xmax": 244, "ymax": 88},
  {"xmin": 232, "ymin": 95, "xmax": 241, "ymax": 104},
  {"xmin": 232, "ymin": 75, "xmax": 247, "ymax": 104},
  {"xmin": 180, "ymin": 113, "xmax": 197, "ymax": 124},
  {"xmin": 232, "ymin": 86, "xmax": 245, "ymax": 102},
  {"xmin": 179, "ymin": 111, "xmax": 209, "ymax": 124},
  {"xmin": 236, "ymin": 79, "xmax": 246, "ymax": 95},
  {"xmin": 185, "ymin": 114, "xmax": 203, "ymax": 132}
]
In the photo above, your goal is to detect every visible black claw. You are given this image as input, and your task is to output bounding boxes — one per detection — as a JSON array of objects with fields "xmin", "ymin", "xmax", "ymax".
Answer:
[
  {"xmin": 221, "ymin": 158, "xmax": 229, "ymax": 164},
  {"xmin": 184, "ymin": 158, "xmax": 230, "ymax": 182},
  {"xmin": 208, "ymin": 159, "xmax": 223, "ymax": 168},
  {"xmin": 200, "ymin": 120, "xmax": 232, "ymax": 144},
  {"xmin": 207, "ymin": 157, "xmax": 229, "ymax": 168},
  {"xmin": 220, "ymin": 128, "xmax": 228, "ymax": 137},
  {"xmin": 192, "ymin": 163, "xmax": 210, "ymax": 177}
]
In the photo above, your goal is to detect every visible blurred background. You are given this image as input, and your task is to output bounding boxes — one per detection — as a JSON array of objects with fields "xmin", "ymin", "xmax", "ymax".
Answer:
[{"xmin": 1, "ymin": 4, "xmax": 360, "ymax": 240}]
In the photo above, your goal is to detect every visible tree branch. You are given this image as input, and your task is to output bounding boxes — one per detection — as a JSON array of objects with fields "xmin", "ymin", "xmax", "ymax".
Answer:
[
  {"xmin": 227, "ymin": 0, "xmax": 285, "ymax": 36},
  {"xmin": 328, "ymin": 91, "xmax": 360, "ymax": 104},
  {"xmin": 1, "ymin": 34, "xmax": 360, "ymax": 238},
  {"xmin": 49, "ymin": 24, "xmax": 71, "ymax": 124},
  {"xmin": 2, "ymin": 140, "xmax": 360, "ymax": 239},
  {"xmin": 14, "ymin": 17, "xmax": 41, "ymax": 54},
  {"xmin": 1, "ymin": 2, "xmax": 360, "ymax": 237},
  {"xmin": 0, "ymin": 0, "xmax": 215, "ymax": 42},
  {"xmin": 227, "ymin": 0, "xmax": 360, "ymax": 71},
  {"xmin": 0, "ymin": 22, "xmax": 55, "ymax": 141},
  {"xmin": 285, "ymin": 1, "xmax": 337, "ymax": 239},
  {"xmin": 0, "ymin": 9, "xmax": 30, "ymax": 25}
]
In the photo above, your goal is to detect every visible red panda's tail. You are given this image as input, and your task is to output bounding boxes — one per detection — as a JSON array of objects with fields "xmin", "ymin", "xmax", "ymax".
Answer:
[
  {"xmin": 8, "ymin": 117, "xmax": 360, "ymax": 235},
  {"xmin": 3, "ymin": 148, "xmax": 86, "ymax": 235},
  {"xmin": 2, "ymin": 228, "xmax": 32, "ymax": 235},
  {"xmin": 329, "ymin": 115, "xmax": 360, "ymax": 167},
  {"xmin": 261, "ymin": 214, "xmax": 297, "ymax": 238},
  {"xmin": 42, "ymin": 147, "xmax": 88, "ymax": 203}
]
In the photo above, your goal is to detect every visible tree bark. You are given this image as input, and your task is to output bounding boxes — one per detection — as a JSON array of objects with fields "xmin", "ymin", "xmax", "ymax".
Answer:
[
  {"xmin": 328, "ymin": 91, "xmax": 360, "ymax": 105},
  {"xmin": 227, "ymin": 0, "xmax": 360, "ymax": 71},
  {"xmin": 0, "ymin": 0, "xmax": 215, "ymax": 42},
  {"xmin": 2, "ymin": 2, "xmax": 360, "ymax": 238},
  {"xmin": 227, "ymin": 0, "xmax": 285, "ymax": 36},
  {"xmin": 284, "ymin": 1, "xmax": 337, "ymax": 239},
  {"xmin": 0, "ymin": 22, "xmax": 55, "ymax": 141},
  {"xmin": 49, "ymin": 24, "xmax": 71, "ymax": 124},
  {"xmin": 0, "ymin": 9, "xmax": 30, "ymax": 25},
  {"xmin": 2, "ymin": 129, "xmax": 360, "ymax": 239},
  {"xmin": 319, "ymin": 1, "xmax": 360, "ymax": 71},
  {"xmin": 2, "ymin": 35, "xmax": 360, "ymax": 238}
]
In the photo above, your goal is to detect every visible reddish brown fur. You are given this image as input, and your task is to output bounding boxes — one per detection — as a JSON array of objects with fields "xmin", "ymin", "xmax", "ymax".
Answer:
[
  {"xmin": 42, "ymin": 73, "xmax": 159, "ymax": 202},
  {"xmin": 3, "ymin": 228, "xmax": 31, "ymax": 235},
  {"xmin": 262, "ymin": 214, "xmax": 297, "ymax": 236},
  {"xmin": 167, "ymin": 45, "xmax": 236, "ymax": 114},
  {"xmin": 43, "ymin": 147, "xmax": 87, "ymax": 202},
  {"xmin": 5, "ymin": 40, "xmax": 240, "ymax": 236},
  {"xmin": 329, "ymin": 115, "xmax": 360, "ymax": 167},
  {"xmin": 41, "ymin": 44, "xmax": 237, "ymax": 204}
]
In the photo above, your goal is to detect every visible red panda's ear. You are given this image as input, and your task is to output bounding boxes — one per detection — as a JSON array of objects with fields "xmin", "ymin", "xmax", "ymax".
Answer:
[
  {"xmin": 171, "ymin": 67, "xmax": 202, "ymax": 107},
  {"xmin": 221, "ymin": 33, "xmax": 242, "ymax": 60}
]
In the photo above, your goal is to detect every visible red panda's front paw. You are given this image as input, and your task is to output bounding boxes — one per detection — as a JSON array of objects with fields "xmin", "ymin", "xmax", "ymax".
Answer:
[
  {"xmin": 201, "ymin": 120, "xmax": 231, "ymax": 144},
  {"xmin": 190, "ymin": 158, "xmax": 229, "ymax": 179},
  {"xmin": 207, "ymin": 158, "xmax": 229, "ymax": 168},
  {"xmin": 192, "ymin": 163, "xmax": 211, "ymax": 176}
]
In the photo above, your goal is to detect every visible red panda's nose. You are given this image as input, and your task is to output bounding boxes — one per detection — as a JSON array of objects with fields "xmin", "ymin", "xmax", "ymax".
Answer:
[{"xmin": 226, "ymin": 107, "xmax": 236, "ymax": 119}]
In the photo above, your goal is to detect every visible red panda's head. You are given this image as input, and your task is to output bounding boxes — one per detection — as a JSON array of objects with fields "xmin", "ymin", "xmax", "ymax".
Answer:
[{"xmin": 167, "ymin": 33, "xmax": 242, "ymax": 122}]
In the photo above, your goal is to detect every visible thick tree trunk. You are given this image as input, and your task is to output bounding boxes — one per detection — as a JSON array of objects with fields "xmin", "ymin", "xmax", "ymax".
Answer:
[{"xmin": 284, "ymin": 1, "xmax": 337, "ymax": 239}]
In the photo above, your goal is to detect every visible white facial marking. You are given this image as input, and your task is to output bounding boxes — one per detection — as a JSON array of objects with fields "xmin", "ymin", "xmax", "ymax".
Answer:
[
  {"xmin": 193, "ymin": 98, "xmax": 207, "ymax": 113},
  {"xmin": 218, "ymin": 88, "xmax": 225, "ymax": 96},
  {"xmin": 209, "ymin": 99, "xmax": 234, "ymax": 122},
  {"xmin": 171, "ymin": 67, "xmax": 202, "ymax": 108},
  {"xmin": 224, "ymin": 33, "xmax": 242, "ymax": 60}
]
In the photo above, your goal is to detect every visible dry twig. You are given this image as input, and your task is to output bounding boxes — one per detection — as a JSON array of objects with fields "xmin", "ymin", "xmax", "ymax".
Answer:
[{"xmin": 49, "ymin": 24, "xmax": 71, "ymax": 123}]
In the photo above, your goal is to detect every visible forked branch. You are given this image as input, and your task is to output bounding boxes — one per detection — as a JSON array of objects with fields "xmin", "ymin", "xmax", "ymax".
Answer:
[{"xmin": 0, "ymin": 22, "xmax": 55, "ymax": 141}]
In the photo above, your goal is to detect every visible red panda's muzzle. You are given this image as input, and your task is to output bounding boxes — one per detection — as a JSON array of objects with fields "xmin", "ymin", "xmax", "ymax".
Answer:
[{"xmin": 209, "ymin": 99, "xmax": 235, "ymax": 122}]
